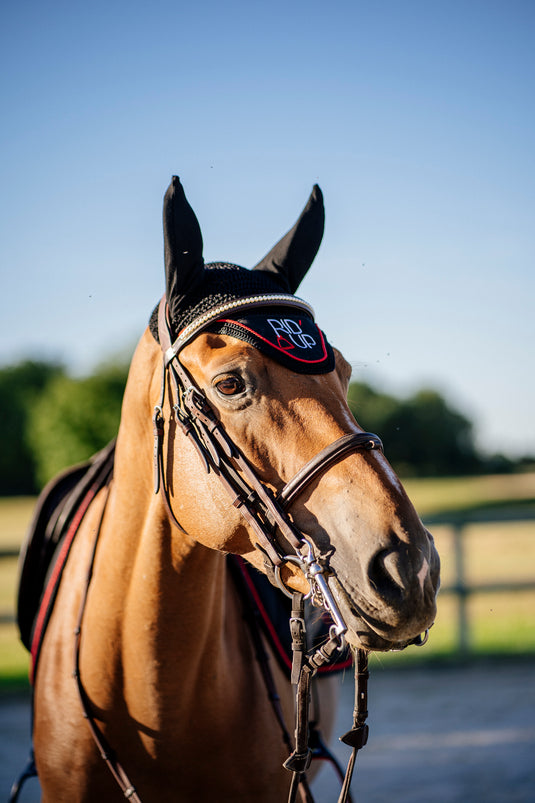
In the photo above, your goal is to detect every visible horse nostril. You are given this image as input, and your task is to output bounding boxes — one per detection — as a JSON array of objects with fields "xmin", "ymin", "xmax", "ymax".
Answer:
[
  {"xmin": 381, "ymin": 550, "xmax": 407, "ymax": 590},
  {"xmin": 368, "ymin": 546, "xmax": 409, "ymax": 600}
]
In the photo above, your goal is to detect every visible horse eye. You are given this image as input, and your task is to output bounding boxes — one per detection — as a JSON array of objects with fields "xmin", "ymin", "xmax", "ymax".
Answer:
[{"xmin": 215, "ymin": 376, "xmax": 246, "ymax": 396}]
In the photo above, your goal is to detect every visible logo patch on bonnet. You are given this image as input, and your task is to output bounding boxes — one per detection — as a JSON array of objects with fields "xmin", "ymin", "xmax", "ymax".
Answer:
[{"xmin": 207, "ymin": 312, "xmax": 335, "ymax": 374}]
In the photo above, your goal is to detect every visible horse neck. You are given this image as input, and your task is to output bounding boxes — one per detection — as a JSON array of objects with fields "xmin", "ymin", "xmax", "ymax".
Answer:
[{"xmin": 92, "ymin": 330, "xmax": 238, "ymax": 706}]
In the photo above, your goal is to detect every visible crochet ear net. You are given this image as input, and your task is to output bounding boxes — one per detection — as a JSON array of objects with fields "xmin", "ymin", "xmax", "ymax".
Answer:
[
  {"xmin": 163, "ymin": 178, "xmax": 325, "ymax": 316},
  {"xmin": 253, "ymin": 184, "xmax": 325, "ymax": 294}
]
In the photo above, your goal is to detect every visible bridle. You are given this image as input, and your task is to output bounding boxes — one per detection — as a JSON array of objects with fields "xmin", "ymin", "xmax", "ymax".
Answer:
[
  {"xmin": 153, "ymin": 295, "xmax": 383, "ymax": 560},
  {"xmin": 153, "ymin": 295, "xmax": 382, "ymax": 802},
  {"xmin": 72, "ymin": 294, "xmax": 424, "ymax": 803}
]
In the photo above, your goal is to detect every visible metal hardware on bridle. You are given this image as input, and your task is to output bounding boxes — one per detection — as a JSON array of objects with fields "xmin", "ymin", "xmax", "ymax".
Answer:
[
  {"xmin": 278, "ymin": 542, "xmax": 369, "ymax": 803},
  {"xmin": 152, "ymin": 295, "xmax": 387, "ymax": 802},
  {"xmin": 274, "ymin": 536, "xmax": 347, "ymax": 641}
]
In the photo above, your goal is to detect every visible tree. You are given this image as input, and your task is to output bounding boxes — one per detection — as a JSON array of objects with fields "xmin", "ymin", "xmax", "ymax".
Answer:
[
  {"xmin": 0, "ymin": 358, "xmax": 521, "ymax": 494},
  {"xmin": 0, "ymin": 361, "xmax": 65, "ymax": 494},
  {"xmin": 347, "ymin": 382, "xmax": 480, "ymax": 476},
  {"xmin": 347, "ymin": 381, "xmax": 398, "ymax": 435},
  {"xmin": 28, "ymin": 364, "xmax": 128, "ymax": 487}
]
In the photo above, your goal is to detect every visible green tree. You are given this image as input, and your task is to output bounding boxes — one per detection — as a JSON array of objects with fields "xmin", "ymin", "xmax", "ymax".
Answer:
[
  {"xmin": 28, "ymin": 364, "xmax": 128, "ymax": 487},
  {"xmin": 347, "ymin": 381, "xmax": 398, "ymax": 435},
  {"xmin": 384, "ymin": 389, "xmax": 479, "ymax": 476},
  {"xmin": 348, "ymin": 382, "xmax": 481, "ymax": 476},
  {"xmin": 0, "ymin": 360, "xmax": 65, "ymax": 494}
]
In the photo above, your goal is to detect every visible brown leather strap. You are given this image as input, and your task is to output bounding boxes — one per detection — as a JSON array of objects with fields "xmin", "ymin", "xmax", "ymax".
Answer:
[
  {"xmin": 73, "ymin": 486, "xmax": 143, "ymax": 803},
  {"xmin": 156, "ymin": 297, "xmax": 304, "ymax": 565},
  {"xmin": 61, "ymin": 296, "xmax": 376, "ymax": 803},
  {"xmin": 336, "ymin": 650, "xmax": 369, "ymax": 803},
  {"xmin": 279, "ymin": 433, "xmax": 383, "ymax": 509}
]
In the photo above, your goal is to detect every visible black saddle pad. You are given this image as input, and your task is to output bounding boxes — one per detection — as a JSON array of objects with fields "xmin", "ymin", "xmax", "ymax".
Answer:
[{"xmin": 17, "ymin": 440, "xmax": 116, "ymax": 668}]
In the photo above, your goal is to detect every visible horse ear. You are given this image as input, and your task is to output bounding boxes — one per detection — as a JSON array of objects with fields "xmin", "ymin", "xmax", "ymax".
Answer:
[
  {"xmin": 163, "ymin": 176, "xmax": 205, "ymax": 320},
  {"xmin": 253, "ymin": 184, "xmax": 324, "ymax": 293}
]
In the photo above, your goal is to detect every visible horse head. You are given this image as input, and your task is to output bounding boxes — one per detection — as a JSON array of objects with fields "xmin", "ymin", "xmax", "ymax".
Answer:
[{"xmin": 157, "ymin": 176, "xmax": 439, "ymax": 652}]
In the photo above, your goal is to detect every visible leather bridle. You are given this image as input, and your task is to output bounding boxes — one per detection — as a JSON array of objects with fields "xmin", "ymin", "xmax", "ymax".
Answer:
[
  {"xmin": 154, "ymin": 296, "xmax": 383, "ymax": 558},
  {"xmin": 153, "ymin": 296, "xmax": 384, "ymax": 802}
]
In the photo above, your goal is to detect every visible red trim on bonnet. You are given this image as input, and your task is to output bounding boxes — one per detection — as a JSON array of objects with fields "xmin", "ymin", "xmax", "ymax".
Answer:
[{"xmin": 217, "ymin": 319, "xmax": 329, "ymax": 364}]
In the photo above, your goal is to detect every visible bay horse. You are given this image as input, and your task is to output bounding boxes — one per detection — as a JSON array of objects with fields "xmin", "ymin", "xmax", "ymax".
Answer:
[{"xmin": 28, "ymin": 178, "xmax": 439, "ymax": 802}]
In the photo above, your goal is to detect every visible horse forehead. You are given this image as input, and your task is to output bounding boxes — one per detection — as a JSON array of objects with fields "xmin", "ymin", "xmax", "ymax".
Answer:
[
  {"xmin": 181, "ymin": 334, "xmax": 348, "ymax": 404},
  {"xmin": 180, "ymin": 332, "xmax": 276, "ymax": 376}
]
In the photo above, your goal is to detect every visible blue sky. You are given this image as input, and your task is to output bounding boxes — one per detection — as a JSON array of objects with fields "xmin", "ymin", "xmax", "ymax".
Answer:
[{"xmin": 1, "ymin": 1, "xmax": 534, "ymax": 457}]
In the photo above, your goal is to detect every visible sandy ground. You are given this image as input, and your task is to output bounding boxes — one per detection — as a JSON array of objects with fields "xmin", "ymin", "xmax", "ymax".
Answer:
[{"xmin": 1, "ymin": 659, "xmax": 534, "ymax": 802}]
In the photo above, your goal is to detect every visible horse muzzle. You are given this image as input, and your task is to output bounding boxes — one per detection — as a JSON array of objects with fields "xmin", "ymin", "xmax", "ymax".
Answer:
[{"xmin": 329, "ymin": 528, "xmax": 440, "ymax": 651}]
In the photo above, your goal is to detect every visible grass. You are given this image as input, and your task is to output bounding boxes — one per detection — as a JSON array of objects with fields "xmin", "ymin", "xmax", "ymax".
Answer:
[
  {"xmin": 0, "ymin": 497, "xmax": 36, "ymax": 547},
  {"xmin": 1, "ymin": 473, "xmax": 534, "ymax": 688},
  {"xmin": 403, "ymin": 472, "xmax": 535, "ymax": 516},
  {"xmin": 373, "ymin": 578, "xmax": 535, "ymax": 671},
  {"xmin": 0, "ymin": 497, "xmax": 35, "ymax": 691}
]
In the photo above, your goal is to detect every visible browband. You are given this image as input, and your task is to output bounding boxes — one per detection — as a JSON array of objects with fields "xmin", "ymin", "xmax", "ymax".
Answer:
[{"xmin": 163, "ymin": 294, "xmax": 315, "ymax": 363}]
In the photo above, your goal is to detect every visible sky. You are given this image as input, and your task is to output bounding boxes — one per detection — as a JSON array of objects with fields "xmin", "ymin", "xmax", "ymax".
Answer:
[{"xmin": 1, "ymin": 0, "xmax": 534, "ymax": 458}]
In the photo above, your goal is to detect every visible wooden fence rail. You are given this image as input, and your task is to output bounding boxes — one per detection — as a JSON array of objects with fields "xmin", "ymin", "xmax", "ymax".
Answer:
[
  {"xmin": 423, "ymin": 506, "xmax": 535, "ymax": 654},
  {"xmin": 2, "ymin": 507, "xmax": 535, "ymax": 650}
]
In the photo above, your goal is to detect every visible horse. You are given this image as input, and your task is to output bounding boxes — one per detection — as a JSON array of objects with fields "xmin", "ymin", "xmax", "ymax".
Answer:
[{"xmin": 26, "ymin": 177, "xmax": 440, "ymax": 802}]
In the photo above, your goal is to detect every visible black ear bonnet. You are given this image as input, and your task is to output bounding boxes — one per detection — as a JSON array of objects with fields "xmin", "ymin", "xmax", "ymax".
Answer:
[
  {"xmin": 150, "ymin": 177, "xmax": 334, "ymax": 374},
  {"xmin": 205, "ymin": 305, "xmax": 334, "ymax": 374}
]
